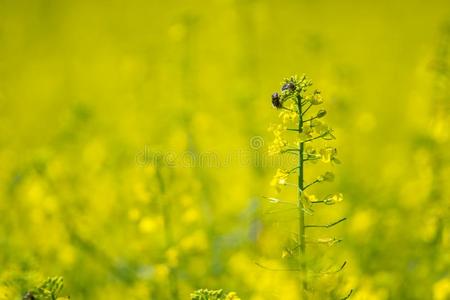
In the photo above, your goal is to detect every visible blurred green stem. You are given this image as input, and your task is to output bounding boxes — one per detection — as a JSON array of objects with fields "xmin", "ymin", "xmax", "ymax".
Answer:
[{"xmin": 156, "ymin": 166, "xmax": 179, "ymax": 300}]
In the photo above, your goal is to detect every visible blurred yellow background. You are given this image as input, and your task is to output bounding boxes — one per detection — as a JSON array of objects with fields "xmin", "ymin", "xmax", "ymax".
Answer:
[{"xmin": 0, "ymin": 0, "xmax": 449, "ymax": 299}]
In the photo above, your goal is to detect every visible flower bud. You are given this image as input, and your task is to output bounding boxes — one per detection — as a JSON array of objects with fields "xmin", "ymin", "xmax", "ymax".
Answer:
[
  {"xmin": 317, "ymin": 171, "xmax": 335, "ymax": 182},
  {"xmin": 316, "ymin": 109, "xmax": 327, "ymax": 118},
  {"xmin": 322, "ymin": 171, "xmax": 335, "ymax": 182}
]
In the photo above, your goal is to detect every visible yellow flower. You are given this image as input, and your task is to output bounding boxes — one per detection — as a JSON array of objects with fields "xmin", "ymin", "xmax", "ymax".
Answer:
[
  {"xmin": 268, "ymin": 124, "xmax": 288, "ymax": 155},
  {"xmin": 281, "ymin": 248, "xmax": 292, "ymax": 258},
  {"xmin": 303, "ymin": 192, "xmax": 318, "ymax": 204},
  {"xmin": 270, "ymin": 169, "xmax": 290, "ymax": 192},
  {"xmin": 268, "ymin": 136, "xmax": 287, "ymax": 156},
  {"xmin": 319, "ymin": 147, "xmax": 339, "ymax": 163},
  {"xmin": 268, "ymin": 124, "xmax": 285, "ymax": 136},
  {"xmin": 311, "ymin": 119, "xmax": 329, "ymax": 135},
  {"xmin": 304, "ymin": 146, "xmax": 320, "ymax": 161},
  {"xmin": 139, "ymin": 217, "xmax": 157, "ymax": 233},
  {"xmin": 309, "ymin": 89, "xmax": 323, "ymax": 105},
  {"xmin": 297, "ymin": 124, "xmax": 314, "ymax": 143},
  {"xmin": 323, "ymin": 193, "xmax": 344, "ymax": 205},
  {"xmin": 433, "ymin": 278, "xmax": 450, "ymax": 300},
  {"xmin": 225, "ymin": 292, "xmax": 241, "ymax": 300},
  {"xmin": 278, "ymin": 103, "xmax": 298, "ymax": 124}
]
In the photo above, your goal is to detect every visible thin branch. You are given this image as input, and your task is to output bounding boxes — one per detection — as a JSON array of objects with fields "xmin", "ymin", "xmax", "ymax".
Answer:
[
  {"xmin": 322, "ymin": 131, "xmax": 336, "ymax": 140},
  {"xmin": 334, "ymin": 261, "xmax": 348, "ymax": 273},
  {"xmin": 312, "ymin": 261, "xmax": 348, "ymax": 277},
  {"xmin": 279, "ymin": 149, "xmax": 302, "ymax": 156},
  {"xmin": 281, "ymin": 106, "xmax": 296, "ymax": 113},
  {"xmin": 281, "ymin": 148, "xmax": 301, "ymax": 154},
  {"xmin": 288, "ymin": 166, "xmax": 301, "ymax": 173},
  {"xmin": 304, "ymin": 157, "xmax": 321, "ymax": 162},
  {"xmin": 303, "ymin": 179, "xmax": 320, "ymax": 190},
  {"xmin": 283, "ymin": 151, "xmax": 301, "ymax": 156},
  {"xmin": 302, "ymin": 115, "xmax": 319, "ymax": 123},
  {"xmin": 307, "ymin": 237, "xmax": 343, "ymax": 246},
  {"xmin": 254, "ymin": 262, "xmax": 302, "ymax": 272},
  {"xmin": 263, "ymin": 207, "xmax": 298, "ymax": 215},
  {"xmin": 302, "ymin": 131, "xmax": 331, "ymax": 143},
  {"xmin": 301, "ymin": 103, "xmax": 312, "ymax": 116},
  {"xmin": 305, "ymin": 217, "xmax": 347, "ymax": 228},
  {"xmin": 261, "ymin": 196, "xmax": 296, "ymax": 205},
  {"xmin": 341, "ymin": 289, "xmax": 353, "ymax": 300},
  {"xmin": 310, "ymin": 200, "xmax": 325, "ymax": 204}
]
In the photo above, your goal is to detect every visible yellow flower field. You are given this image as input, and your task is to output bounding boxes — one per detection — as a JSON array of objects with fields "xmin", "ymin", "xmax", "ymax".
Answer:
[{"xmin": 0, "ymin": 0, "xmax": 449, "ymax": 299}]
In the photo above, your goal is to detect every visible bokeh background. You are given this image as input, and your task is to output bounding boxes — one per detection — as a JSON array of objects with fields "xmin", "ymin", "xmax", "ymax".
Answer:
[{"xmin": 0, "ymin": 0, "xmax": 449, "ymax": 299}]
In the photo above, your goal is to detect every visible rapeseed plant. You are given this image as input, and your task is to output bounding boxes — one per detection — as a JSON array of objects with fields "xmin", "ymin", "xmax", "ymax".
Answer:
[
  {"xmin": 267, "ymin": 75, "xmax": 352, "ymax": 299},
  {"xmin": 22, "ymin": 277, "xmax": 68, "ymax": 300},
  {"xmin": 190, "ymin": 288, "xmax": 240, "ymax": 300}
]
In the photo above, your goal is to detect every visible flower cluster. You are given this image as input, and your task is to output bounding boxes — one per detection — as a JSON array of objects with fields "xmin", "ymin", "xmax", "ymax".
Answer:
[
  {"xmin": 190, "ymin": 289, "xmax": 240, "ymax": 300},
  {"xmin": 267, "ymin": 75, "xmax": 343, "ymax": 208},
  {"xmin": 271, "ymin": 76, "xmax": 312, "ymax": 109},
  {"xmin": 267, "ymin": 124, "xmax": 287, "ymax": 156},
  {"xmin": 264, "ymin": 75, "xmax": 350, "ymax": 298},
  {"xmin": 23, "ymin": 277, "xmax": 68, "ymax": 300},
  {"xmin": 268, "ymin": 75, "xmax": 341, "ymax": 190}
]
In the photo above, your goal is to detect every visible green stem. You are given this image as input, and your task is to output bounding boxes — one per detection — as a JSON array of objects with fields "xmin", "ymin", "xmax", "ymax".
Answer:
[
  {"xmin": 297, "ymin": 95, "xmax": 307, "ymax": 299},
  {"xmin": 302, "ymin": 115, "xmax": 320, "ymax": 123}
]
